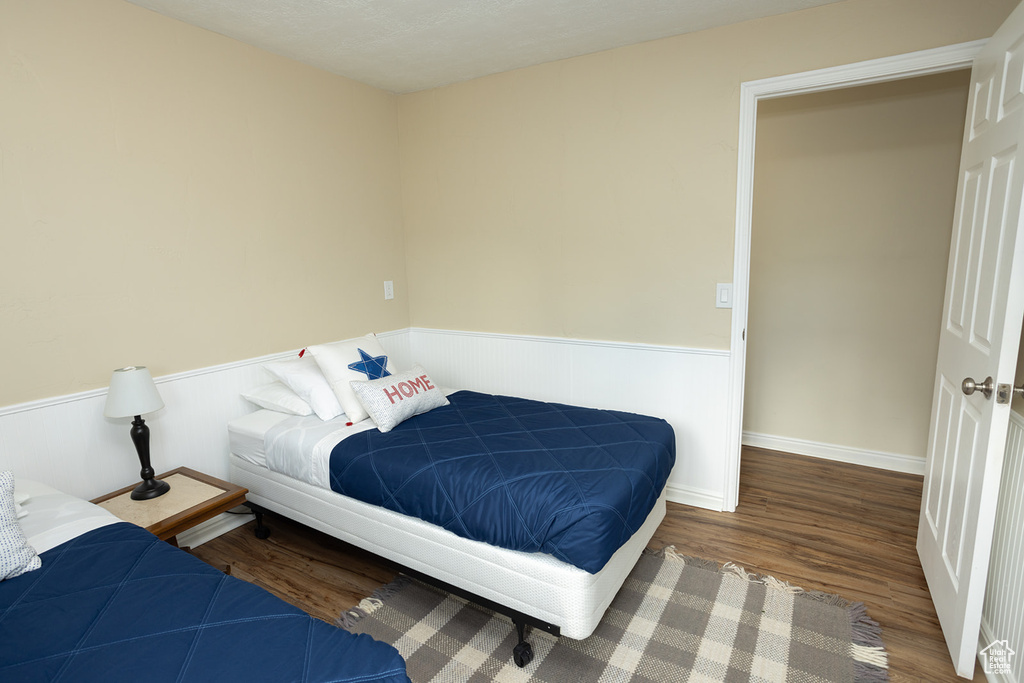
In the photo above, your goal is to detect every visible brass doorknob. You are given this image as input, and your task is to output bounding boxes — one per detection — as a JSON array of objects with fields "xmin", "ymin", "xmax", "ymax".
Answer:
[{"xmin": 962, "ymin": 376, "xmax": 994, "ymax": 399}]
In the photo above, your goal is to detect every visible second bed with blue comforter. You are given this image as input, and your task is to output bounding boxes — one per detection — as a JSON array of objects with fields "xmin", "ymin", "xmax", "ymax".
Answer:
[
  {"xmin": 0, "ymin": 522, "xmax": 410, "ymax": 683},
  {"xmin": 329, "ymin": 391, "xmax": 675, "ymax": 574}
]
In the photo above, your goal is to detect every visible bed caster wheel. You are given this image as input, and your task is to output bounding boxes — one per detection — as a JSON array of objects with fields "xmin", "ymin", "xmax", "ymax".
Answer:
[
  {"xmin": 513, "ymin": 641, "xmax": 533, "ymax": 668},
  {"xmin": 250, "ymin": 508, "xmax": 271, "ymax": 539}
]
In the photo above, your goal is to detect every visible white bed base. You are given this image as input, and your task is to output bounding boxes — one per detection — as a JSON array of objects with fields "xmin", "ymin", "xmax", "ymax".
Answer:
[{"xmin": 229, "ymin": 454, "xmax": 666, "ymax": 640}]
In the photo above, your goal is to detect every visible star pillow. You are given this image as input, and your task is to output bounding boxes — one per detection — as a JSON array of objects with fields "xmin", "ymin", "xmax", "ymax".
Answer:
[
  {"xmin": 348, "ymin": 348, "xmax": 391, "ymax": 380},
  {"xmin": 306, "ymin": 333, "xmax": 399, "ymax": 424}
]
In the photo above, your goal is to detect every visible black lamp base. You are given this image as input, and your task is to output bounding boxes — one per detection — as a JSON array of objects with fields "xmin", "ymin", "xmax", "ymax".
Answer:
[
  {"xmin": 128, "ymin": 415, "xmax": 171, "ymax": 501},
  {"xmin": 131, "ymin": 477, "xmax": 170, "ymax": 501}
]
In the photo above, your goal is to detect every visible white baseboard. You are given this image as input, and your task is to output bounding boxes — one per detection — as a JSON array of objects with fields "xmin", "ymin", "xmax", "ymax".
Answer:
[
  {"xmin": 978, "ymin": 617, "xmax": 1018, "ymax": 683},
  {"xmin": 742, "ymin": 432, "xmax": 926, "ymax": 475},
  {"xmin": 664, "ymin": 482, "xmax": 725, "ymax": 512}
]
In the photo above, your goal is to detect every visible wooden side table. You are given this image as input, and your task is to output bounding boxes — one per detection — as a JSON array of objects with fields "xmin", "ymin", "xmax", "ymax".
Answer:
[{"xmin": 91, "ymin": 467, "xmax": 248, "ymax": 547}]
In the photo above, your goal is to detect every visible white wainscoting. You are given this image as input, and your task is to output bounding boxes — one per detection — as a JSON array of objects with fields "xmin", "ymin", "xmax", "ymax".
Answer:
[
  {"xmin": 0, "ymin": 330, "xmax": 414, "ymax": 545},
  {"xmin": 979, "ymin": 409, "xmax": 1024, "ymax": 683},
  {"xmin": 404, "ymin": 328, "xmax": 731, "ymax": 510},
  {"xmin": 741, "ymin": 432, "xmax": 927, "ymax": 475},
  {"xmin": 0, "ymin": 353, "xmax": 298, "ymax": 546},
  {"xmin": 0, "ymin": 357, "xmax": 282, "ymax": 501},
  {"xmin": 0, "ymin": 329, "xmax": 414, "ymax": 501},
  {"xmin": 0, "ymin": 327, "xmax": 729, "ymax": 546}
]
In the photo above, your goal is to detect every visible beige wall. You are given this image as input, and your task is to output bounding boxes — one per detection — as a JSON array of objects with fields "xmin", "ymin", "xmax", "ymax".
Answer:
[
  {"xmin": 3, "ymin": 0, "xmax": 1018, "ymax": 413},
  {"xmin": 0, "ymin": 0, "xmax": 408, "ymax": 406},
  {"xmin": 744, "ymin": 72, "xmax": 970, "ymax": 458},
  {"xmin": 398, "ymin": 0, "xmax": 1014, "ymax": 350}
]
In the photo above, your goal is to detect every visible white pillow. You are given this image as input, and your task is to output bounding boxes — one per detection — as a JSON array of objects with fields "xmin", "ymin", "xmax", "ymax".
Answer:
[
  {"xmin": 13, "ymin": 490, "xmax": 29, "ymax": 519},
  {"xmin": 241, "ymin": 381, "xmax": 313, "ymax": 416},
  {"xmin": 263, "ymin": 355, "xmax": 344, "ymax": 421},
  {"xmin": 308, "ymin": 334, "xmax": 398, "ymax": 424},
  {"xmin": 350, "ymin": 365, "xmax": 449, "ymax": 433},
  {"xmin": 0, "ymin": 471, "xmax": 41, "ymax": 581}
]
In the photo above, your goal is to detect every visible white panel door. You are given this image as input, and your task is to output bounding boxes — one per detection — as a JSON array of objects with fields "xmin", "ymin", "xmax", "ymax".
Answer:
[{"xmin": 918, "ymin": 2, "xmax": 1024, "ymax": 677}]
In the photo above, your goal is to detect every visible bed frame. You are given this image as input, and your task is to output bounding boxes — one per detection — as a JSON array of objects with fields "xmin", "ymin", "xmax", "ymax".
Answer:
[{"xmin": 229, "ymin": 454, "xmax": 667, "ymax": 665}]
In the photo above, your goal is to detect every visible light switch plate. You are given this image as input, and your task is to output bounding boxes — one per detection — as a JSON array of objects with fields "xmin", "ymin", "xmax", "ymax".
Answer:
[
  {"xmin": 384, "ymin": 280, "xmax": 394, "ymax": 300},
  {"xmin": 716, "ymin": 283, "xmax": 733, "ymax": 309}
]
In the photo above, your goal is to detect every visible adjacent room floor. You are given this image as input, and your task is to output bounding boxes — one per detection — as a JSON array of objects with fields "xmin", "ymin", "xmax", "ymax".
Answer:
[{"xmin": 191, "ymin": 447, "xmax": 982, "ymax": 682}]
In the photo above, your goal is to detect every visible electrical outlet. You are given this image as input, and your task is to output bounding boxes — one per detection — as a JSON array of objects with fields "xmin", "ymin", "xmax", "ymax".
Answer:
[{"xmin": 384, "ymin": 281, "xmax": 394, "ymax": 300}]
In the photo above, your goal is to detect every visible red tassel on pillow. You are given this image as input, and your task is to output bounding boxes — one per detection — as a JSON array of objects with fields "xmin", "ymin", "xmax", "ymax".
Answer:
[{"xmin": 298, "ymin": 349, "xmax": 305, "ymax": 358}]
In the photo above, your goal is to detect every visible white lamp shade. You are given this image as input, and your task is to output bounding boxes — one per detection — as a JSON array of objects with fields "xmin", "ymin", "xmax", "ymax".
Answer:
[{"xmin": 103, "ymin": 366, "xmax": 165, "ymax": 418}]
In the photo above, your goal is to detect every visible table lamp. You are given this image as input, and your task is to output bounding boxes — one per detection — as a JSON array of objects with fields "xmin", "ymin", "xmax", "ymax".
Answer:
[{"xmin": 103, "ymin": 366, "xmax": 171, "ymax": 500}]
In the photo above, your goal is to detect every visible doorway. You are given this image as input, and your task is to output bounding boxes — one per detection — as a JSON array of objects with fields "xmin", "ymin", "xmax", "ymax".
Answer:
[
  {"xmin": 742, "ymin": 71, "xmax": 971, "ymax": 471},
  {"xmin": 722, "ymin": 41, "xmax": 986, "ymax": 511}
]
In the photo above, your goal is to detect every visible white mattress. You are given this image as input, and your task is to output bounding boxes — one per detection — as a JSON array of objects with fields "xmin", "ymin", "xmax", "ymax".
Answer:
[
  {"xmin": 230, "ymin": 453, "xmax": 666, "ymax": 640},
  {"xmin": 14, "ymin": 479, "xmax": 121, "ymax": 554}
]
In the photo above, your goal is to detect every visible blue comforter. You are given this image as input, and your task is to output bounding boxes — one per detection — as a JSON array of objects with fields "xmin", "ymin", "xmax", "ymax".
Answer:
[
  {"xmin": 0, "ymin": 522, "xmax": 409, "ymax": 683},
  {"xmin": 330, "ymin": 391, "xmax": 675, "ymax": 573}
]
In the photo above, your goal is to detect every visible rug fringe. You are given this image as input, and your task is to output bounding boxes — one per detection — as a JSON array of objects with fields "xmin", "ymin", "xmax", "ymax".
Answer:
[
  {"xmin": 658, "ymin": 548, "xmax": 800, "ymax": 594},
  {"xmin": 761, "ymin": 573, "xmax": 802, "ymax": 595},
  {"xmin": 337, "ymin": 575, "xmax": 412, "ymax": 629},
  {"xmin": 721, "ymin": 562, "xmax": 801, "ymax": 594},
  {"xmin": 853, "ymin": 659, "xmax": 891, "ymax": 682},
  {"xmin": 848, "ymin": 602, "xmax": 886, "ymax": 649},
  {"xmin": 851, "ymin": 644, "xmax": 889, "ymax": 668},
  {"xmin": 805, "ymin": 589, "xmax": 855, "ymax": 608},
  {"xmin": 661, "ymin": 545, "xmax": 686, "ymax": 565},
  {"xmin": 724, "ymin": 561, "xmax": 762, "ymax": 583},
  {"xmin": 848, "ymin": 600, "xmax": 889, "ymax": 681}
]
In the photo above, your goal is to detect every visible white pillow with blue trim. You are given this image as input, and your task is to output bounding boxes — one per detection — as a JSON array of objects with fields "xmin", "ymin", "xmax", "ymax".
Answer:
[{"xmin": 0, "ymin": 471, "xmax": 41, "ymax": 581}]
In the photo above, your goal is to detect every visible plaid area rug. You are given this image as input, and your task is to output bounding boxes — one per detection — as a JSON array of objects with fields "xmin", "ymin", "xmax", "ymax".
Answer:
[{"xmin": 341, "ymin": 547, "xmax": 889, "ymax": 682}]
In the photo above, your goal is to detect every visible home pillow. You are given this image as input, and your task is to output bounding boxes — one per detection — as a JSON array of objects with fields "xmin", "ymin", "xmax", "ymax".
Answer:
[
  {"xmin": 263, "ymin": 355, "xmax": 344, "ymax": 421},
  {"xmin": 0, "ymin": 471, "xmax": 41, "ymax": 581},
  {"xmin": 241, "ymin": 381, "xmax": 313, "ymax": 416},
  {"xmin": 350, "ymin": 365, "xmax": 449, "ymax": 433},
  {"xmin": 307, "ymin": 333, "xmax": 398, "ymax": 424}
]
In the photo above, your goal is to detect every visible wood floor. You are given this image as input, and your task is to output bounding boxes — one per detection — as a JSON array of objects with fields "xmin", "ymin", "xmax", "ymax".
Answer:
[{"xmin": 190, "ymin": 447, "xmax": 982, "ymax": 682}]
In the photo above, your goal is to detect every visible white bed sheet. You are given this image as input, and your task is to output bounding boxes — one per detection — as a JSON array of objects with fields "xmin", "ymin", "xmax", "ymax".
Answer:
[
  {"xmin": 15, "ymin": 479, "xmax": 121, "ymax": 554},
  {"xmin": 229, "ymin": 409, "xmax": 376, "ymax": 488},
  {"xmin": 227, "ymin": 409, "xmax": 294, "ymax": 468}
]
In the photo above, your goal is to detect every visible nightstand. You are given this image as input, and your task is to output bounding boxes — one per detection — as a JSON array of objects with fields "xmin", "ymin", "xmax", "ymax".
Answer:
[{"xmin": 91, "ymin": 467, "xmax": 248, "ymax": 547}]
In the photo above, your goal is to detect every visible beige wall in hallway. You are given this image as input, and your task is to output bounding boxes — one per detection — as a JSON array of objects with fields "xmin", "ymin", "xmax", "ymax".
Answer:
[{"xmin": 743, "ymin": 71, "xmax": 971, "ymax": 458}]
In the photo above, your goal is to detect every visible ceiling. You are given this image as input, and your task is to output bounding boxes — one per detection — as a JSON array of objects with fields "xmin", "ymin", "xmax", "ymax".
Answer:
[{"xmin": 124, "ymin": 0, "xmax": 845, "ymax": 94}]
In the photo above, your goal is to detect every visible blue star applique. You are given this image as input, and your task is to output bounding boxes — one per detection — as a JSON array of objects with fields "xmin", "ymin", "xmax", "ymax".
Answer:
[{"xmin": 348, "ymin": 348, "xmax": 392, "ymax": 380}]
